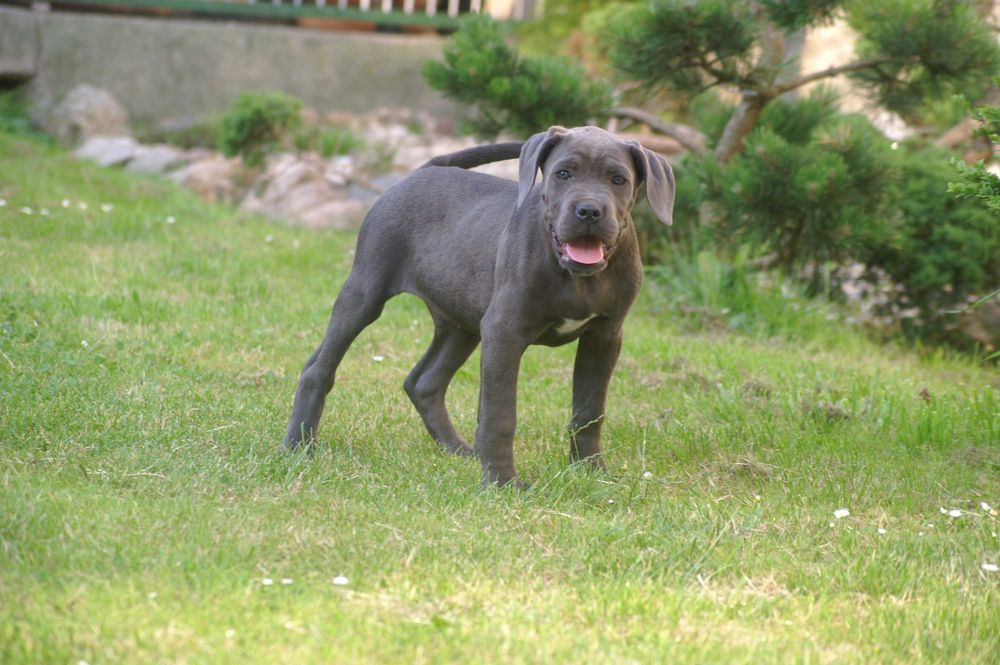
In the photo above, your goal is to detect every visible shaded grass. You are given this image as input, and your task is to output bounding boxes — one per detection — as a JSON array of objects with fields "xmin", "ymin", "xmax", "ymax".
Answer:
[{"xmin": 1, "ymin": 133, "xmax": 999, "ymax": 663}]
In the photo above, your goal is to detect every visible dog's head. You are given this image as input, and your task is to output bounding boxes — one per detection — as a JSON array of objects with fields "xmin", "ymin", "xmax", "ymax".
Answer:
[{"xmin": 517, "ymin": 126, "xmax": 675, "ymax": 277}]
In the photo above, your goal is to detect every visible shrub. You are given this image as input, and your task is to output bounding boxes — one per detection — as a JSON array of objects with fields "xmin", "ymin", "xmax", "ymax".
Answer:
[
  {"xmin": 218, "ymin": 91, "xmax": 303, "ymax": 167},
  {"xmin": 292, "ymin": 125, "xmax": 363, "ymax": 158},
  {"xmin": 865, "ymin": 144, "xmax": 1000, "ymax": 343},
  {"xmin": 422, "ymin": 15, "xmax": 612, "ymax": 139},
  {"xmin": 948, "ymin": 90, "xmax": 1000, "ymax": 214}
]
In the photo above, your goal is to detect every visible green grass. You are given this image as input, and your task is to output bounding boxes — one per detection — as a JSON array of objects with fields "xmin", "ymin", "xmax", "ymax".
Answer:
[{"xmin": 1, "ymin": 132, "xmax": 998, "ymax": 664}]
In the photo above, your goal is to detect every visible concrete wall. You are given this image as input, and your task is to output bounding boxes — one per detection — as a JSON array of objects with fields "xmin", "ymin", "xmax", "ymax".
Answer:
[{"xmin": 0, "ymin": 6, "xmax": 457, "ymax": 130}]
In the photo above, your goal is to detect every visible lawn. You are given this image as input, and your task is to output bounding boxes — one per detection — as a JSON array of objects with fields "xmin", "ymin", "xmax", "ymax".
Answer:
[{"xmin": 1, "ymin": 132, "xmax": 998, "ymax": 663}]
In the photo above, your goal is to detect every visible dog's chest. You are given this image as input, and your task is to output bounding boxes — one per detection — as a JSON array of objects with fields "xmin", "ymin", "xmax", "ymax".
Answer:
[{"xmin": 554, "ymin": 315, "xmax": 596, "ymax": 335}]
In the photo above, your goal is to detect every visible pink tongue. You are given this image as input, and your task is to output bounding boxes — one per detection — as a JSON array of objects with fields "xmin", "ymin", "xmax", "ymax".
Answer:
[{"xmin": 565, "ymin": 237, "xmax": 605, "ymax": 264}]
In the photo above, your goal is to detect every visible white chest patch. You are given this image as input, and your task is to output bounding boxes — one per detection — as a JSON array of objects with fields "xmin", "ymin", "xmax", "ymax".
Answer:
[{"xmin": 554, "ymin": 315, "xmax": 596, "ymax": 335}]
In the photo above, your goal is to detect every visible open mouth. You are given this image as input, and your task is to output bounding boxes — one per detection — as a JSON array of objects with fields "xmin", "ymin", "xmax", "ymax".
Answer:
[{"xmin": 550, "ymin": 227, "xmax": 612, "ymax": 272}]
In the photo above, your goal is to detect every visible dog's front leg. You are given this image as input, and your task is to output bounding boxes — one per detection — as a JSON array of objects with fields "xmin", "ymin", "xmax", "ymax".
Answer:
[
  {"xmin": 569, "ymin": 322, "xmax": 623, "ymax": 470},
  {"xmin": 475, "ymin": 326, "xmax": 528, "ymax": 488}
]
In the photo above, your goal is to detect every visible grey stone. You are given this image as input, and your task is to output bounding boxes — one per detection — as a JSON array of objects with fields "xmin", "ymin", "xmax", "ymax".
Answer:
[
  {"xmin": 240, "ymin": 153, "xmax": 363, "ymax": 229},
  {"xmin": 74, "ymin": 136, "xmax": 139, "ymax": 167},
  {"xmin": 47, "ymin": 84, "xmax": 131, "ymax": 145},
  {"xmin": 126, "ymin": 144, "xmax": 188, "ymax": 174},
  {"xmin": 169, "ymin": 155, "xmax": 240, "ymax": 204}
]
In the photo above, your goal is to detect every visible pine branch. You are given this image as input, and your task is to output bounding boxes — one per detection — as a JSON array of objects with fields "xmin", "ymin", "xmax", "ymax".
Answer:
[
  {"xmin": 609, "ymin": 107, "xmax": 708, "ymax": 154},
  {"xmin": 768, "ymin": 56, "xmax": 900, "ymax": 96}
]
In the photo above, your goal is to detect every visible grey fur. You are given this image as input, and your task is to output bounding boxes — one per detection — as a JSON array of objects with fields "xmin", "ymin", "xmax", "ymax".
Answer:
[{"xmin": 283, "ymin": 126, "xmax": 675, "ymax": 487}]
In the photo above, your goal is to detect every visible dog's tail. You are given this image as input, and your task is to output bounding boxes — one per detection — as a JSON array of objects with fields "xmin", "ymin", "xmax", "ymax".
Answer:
[{"xmin": 420, "ymin": 141, "xmax": 524, "ymax": 170}]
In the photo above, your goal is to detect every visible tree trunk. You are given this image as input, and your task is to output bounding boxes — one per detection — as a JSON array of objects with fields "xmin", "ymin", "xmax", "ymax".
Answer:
[{"xmin": 713, "ymin": 90, "xmax": 768, "ymax": 163}]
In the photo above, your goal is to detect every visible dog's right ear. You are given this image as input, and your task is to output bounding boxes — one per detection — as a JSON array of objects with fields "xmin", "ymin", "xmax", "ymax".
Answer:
[{"xmin": 517, "ymin": 126, "xmax": 567, "ymax": 209}]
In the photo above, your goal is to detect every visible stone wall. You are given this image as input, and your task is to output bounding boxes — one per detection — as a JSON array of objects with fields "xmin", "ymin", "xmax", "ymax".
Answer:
[{"xmin": 0, "ymin": 6, "xmax": 457, "ymax": 130}]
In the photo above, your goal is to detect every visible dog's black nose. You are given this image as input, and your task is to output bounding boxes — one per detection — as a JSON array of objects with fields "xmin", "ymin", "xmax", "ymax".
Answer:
[{"xmin": 575, "ymin": 203, "xmax": 602, "ymax": 223}]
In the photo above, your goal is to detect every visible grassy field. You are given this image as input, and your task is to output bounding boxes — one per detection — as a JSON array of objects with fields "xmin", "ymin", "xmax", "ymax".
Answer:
[{"xmin": 1, "ymin": 132, "xmax": 998, "ymax": 663}]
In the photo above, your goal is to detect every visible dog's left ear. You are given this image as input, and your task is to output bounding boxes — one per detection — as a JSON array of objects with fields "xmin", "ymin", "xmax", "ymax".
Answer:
[
  {"xmin": 627, "ymin": 143, "xmax": 675, "ymax": 226},
  {"xmin": 517, "ymin": 126, "xmax": 567, "ymax": 209}
]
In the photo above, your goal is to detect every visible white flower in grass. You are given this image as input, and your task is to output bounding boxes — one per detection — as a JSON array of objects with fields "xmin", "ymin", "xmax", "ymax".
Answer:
[
  {"xmin": 265, "ymin": 235, "xmax": 274, "ymax": 243},
  {"xmin": 372, "ymin": 355, "xmax": 384, "ymax": 362},
  {"xmin": 829, "ymin": 521, "xmax": 836, "ymax": 528},
  {"xmin": 878, "ymin": 528, "xmax": 887, "ymax": 535},
  {"xmin": 81, "ymin": 340, "xmax": 89, "ymax": 348},
  {"xmin": 78, "ymin": 202, "xmax": 88, "ymax": 210},
  {"xmin": 147, "ymin": 591, "xmax": 157, "ymax": 600},
  {"xmin": 642, "ymin": 471, "xmax": 653, "ymax": 480},
  {"xmin": 101, "ymin": 203, "xmax": 113, "ymax": 213},
  {"xmin": 982, "ymin": 563, "xmax": 999, "ymax": 573},
  {"xmin": 833, "ymin": 508, "xmax": 850, "ymax": 519},
  {"xmin": 0, "ymin": 198, "xmax": 6, "ymax": 206},
  {"xmin": 40, "ymin": 208, "xmax": 49, "ymax": 216},
  {"xmin": 261, "ymin": 577, "xmax": 273, "ymax": 586},
  {"xmin": 281, "ymin": 577, "xmax": 293, "ymax": 585},
  {"xmin": 61, "ymin": 199, "xmax": 70, "ymax": 208},
  {"xmin": 166, "ymin": 215, "xmax": 176, "ymax": 224},
  {"xmin": 918, "ymin": 531, "xmax": 924, "ymax": 536},
  {"xmin": 332, "ymin": 575, "xmax": 349, "ymax": 586},
  {"xmin": 20, "ymin": 207, "xmax": 32, "ymax": 215},
  {"xmin": 947, "ymin": 509, "xmax": 962, "ymax": 518},
  {"xmin": 225, "ymin": 628, "xmax": 236, "ymax": 638}
]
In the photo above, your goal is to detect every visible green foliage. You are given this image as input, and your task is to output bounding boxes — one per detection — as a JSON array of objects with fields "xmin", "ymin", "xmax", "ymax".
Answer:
[
  {"xmin": 292, "ymin": 124, "xmax": 364, "ymax": 158},
  {"xmin": 136, "ymin": 117, "xmax": 221, "ymax": 149},
  {"xmin": 608, "ymin": 0, "xmax": 758, "ymax": 93},
  {"xmin": 760, "ymin": 0, "xmax": 843, "ymax": 29},
  {"xmin": 0, "ymin": 88, "xmax": 46, "ymax": 140},
  {"xmin": 756, "ymin": 86, "xmax": 839, "ymax": 145},
  {"xmin": 867, "ymin": 145, "xmax": 1000, "ymax": 343},
  {"xmin": 706, "ymin": 109, "xmax": 896, "ymax": 270},
  {"xmin": 847, "ymin": 0, "xmax": 1000, "ymax": 117},
  {"xmin": 218, "ymin": 91, "xmax": 303, "ymax": 167},
  {"xmin": 422, "ymin": 15, "xmax": 612, "ymax": 139},
  {"xmin": 948, "ymin": 91, "xmax": 1000, "ymax": 214}
]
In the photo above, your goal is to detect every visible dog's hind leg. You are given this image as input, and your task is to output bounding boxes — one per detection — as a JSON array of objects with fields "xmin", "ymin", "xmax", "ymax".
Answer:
[
  {"xmin": 284, "ymin": 275, "xmax": 388, "ymax": 452},
  {"xmin": 404, "ymin": 317, "xmax": 479, "ymax": 456}
]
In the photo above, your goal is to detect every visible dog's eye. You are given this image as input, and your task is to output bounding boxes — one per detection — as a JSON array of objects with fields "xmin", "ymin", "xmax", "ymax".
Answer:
[
  {"xmin": 555, "ymin": 169, "xmax": 571, "ymax": 180},
  {"xmin": 612, "ymin": 175, "xmax": 628, "ymax": 186}
]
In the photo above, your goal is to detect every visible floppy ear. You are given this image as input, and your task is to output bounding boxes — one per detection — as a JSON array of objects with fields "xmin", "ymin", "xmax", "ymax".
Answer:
[
  {"xmin": 627, "ymin": 143, "xmax": 676, "ymax": 226},
  {"xmin": 517, "ymin": 126, "xmax": 567, "ymax": 209}
]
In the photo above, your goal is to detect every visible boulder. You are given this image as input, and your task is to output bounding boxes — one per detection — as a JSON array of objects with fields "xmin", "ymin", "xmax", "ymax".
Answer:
[
  {"xmin": 47, "ymin": 84, "xmax": 131, "ymax": 145},
  {"xmin": 169, "ymin": 155, "xmax": 240, "ymax": 204},
  {"xmin": 126, "ymin": 144, "xmax": 189, "ymax": 174},
  {"xmin": 74, "ymin": 136, "xmax": 139, "ymax": 167},
  {"xmin": 240, "ymin": 153, "xmax": 363, "ymax": 229}
]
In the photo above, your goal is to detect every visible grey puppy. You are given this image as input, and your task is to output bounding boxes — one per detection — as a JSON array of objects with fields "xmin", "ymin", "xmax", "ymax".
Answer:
[{"xmin": 284, "ymin": 125, "xmax": 675, "ymax": 487}]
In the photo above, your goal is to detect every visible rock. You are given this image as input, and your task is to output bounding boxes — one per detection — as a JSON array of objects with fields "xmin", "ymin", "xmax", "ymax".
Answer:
[
  {"xmin": 74, "ymin": 136, "xmax": 139, "ymax": 167},
  {"xmin": 325, "ymin": 155, "xmax": 355, "ymax": 187},
  {"xmin": 47, "ymin": 84, "xmax": 131, "ymax": 145},
  {"xmin": 298, "ymin": 198, "xmax": 366, "ymax": 229},
  {"xmin": 169, "ymin": 155, "xmax": 240, "ymax": 203},
  {"xmin": 239, "ymin": 153, "xmax": 363, "ymax": 229},
  {"xmin": 960, "ymin": 298, "xmax": 1000, "ymax": 352},
  {"xmin": 126, "ymin": 144, "xmax": 188, "ymax": 174}
]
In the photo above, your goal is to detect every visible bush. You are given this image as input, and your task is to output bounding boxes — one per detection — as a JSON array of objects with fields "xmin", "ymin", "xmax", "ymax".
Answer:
[
  {"xmin": 0, "ymin": 88, "xmax": 47, "ymax": 140},
  {"xmin": 865, "ymin": 144, "xmax": 1000, "ymax": 343},
  {"xmin": 292, "ymin": 124, "xmax": 363, "ymax": 158},
  {"xmin": 422, "ymin": 15, "xmax": 612, "ymax": 139},
  {"xmin": 704, "ymin": 106, "xmax": 897, "ymax": 272},
  {"xmin": 948, "ymin": 90, "xmax": 1000, "ymax": 214},
  {"xmin": 218, "ymin": 91, "xmax": 303, "ymax": 167}
]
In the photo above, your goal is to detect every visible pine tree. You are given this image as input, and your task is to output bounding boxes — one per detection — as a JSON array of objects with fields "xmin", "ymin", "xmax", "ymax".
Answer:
[{"xmin": 608, "ymin": 0, "xmax": 998, "ymax": 163}]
